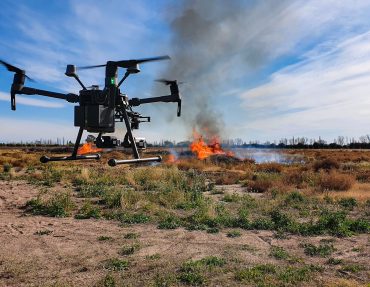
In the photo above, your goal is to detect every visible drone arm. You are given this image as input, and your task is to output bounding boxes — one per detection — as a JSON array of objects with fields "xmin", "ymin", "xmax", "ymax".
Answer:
[
  {"xmin": 19, "ymin": 87, "xmax": 79, "ymax": 103},
  {"xmin": 129, "ymin": 94, "xmax": 182, "ymax": 116}
]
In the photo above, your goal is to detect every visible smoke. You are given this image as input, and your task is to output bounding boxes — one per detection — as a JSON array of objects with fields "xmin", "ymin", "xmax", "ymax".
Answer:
[{"xmin": 162, "ymin": 0, "xmax": 301, "ymax": 141}]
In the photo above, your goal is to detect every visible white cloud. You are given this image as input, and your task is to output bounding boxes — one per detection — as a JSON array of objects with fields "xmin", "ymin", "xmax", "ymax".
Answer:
[
  {"xmin": 0, "ymin": 91, "xmax": 65, "ymax": 108},
  {"xmin": 238, "ymin": 31, "xmax": 370, "ymax": 141}
]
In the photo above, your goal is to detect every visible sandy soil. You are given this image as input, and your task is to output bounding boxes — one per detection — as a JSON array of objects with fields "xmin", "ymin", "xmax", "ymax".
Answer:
[{"xmin": 0, "ymin": 181, "xmax": 369, "ymax": 286}]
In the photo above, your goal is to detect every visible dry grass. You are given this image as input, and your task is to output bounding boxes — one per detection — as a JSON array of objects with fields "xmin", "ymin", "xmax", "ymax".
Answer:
[{"xmin": 318, "ymin": 171, "xmax": 355, "ymax": 191}]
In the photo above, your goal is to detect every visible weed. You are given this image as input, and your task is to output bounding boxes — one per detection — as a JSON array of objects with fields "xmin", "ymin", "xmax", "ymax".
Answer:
[
  {"xmin": 178, "ymin": 256, "xmax": 226, "ymax": 285},
  {"xmin": 103, "ymin": 258, "xmax": 129, "ymax": 271},
  {"xmin": 3, "ymin": 163, "xmax": 12, "ymax": 173},
  {"xmin": 340, "ymin": 264, "xmax": 365, "ymax": 273},
  {"xmin": 158, "ymin": 215, "xmax": 181, "ymax": 229},
  {"xmin": 227, "ymin": 230, "xmax": 241, "ymax": 238},
  {"xmin": 98, "ymin": 236, "xmax": 113, "ymax": 241},
  {"xmin": 146, "ymin": 254, "xmax": 161, "ymax": 260},
  {"xmin": 301, "ymin": 243, "xmax": 335, "ymax": 257},
  {"xmin": 327, "ymin": 258, "xmax": 342, "ymax": 265},
  {"xmin": 119, "ymin": 243, "xmax": 140, "ymax": 256},
  {"xmin": 75, "ymin": 201, "xmax": 101, "ymax": 219},
  {"xmin": 338, "ymin": 198, "xmax": 357, "ymax": 210},
  {"xmin": 96, "ymin": 273, "xmax": 116, "ymax": 287},
  {"xmin": 26, "ymin": 192, "xmax": 75, "ymax": 217},
  {"xmin": 34, "ymin": 229, "xmax": 53, "ymax": 236},
  {"xmin": 222, "ymin": 193, "xmax": 240, "ymax": 203},
  {"xmin": 123, "ymin": 233, "xmax": 139, "ymax": 239},
  {"xmin": 285, "ymin": 191, "xmax": 305, "ymax": 204},
  {"xmin": 270, "ymin": 246, "xmax": 289, "ymax": 260},
  {"xmin": 118, "ymin": 212, "xmax": 150, "ymax": 224}
]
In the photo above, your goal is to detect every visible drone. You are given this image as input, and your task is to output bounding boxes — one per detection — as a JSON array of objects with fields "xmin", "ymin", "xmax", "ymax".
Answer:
[{"xmin": 0, "ymin": 56, "xmax": 182, "ymax": 166}]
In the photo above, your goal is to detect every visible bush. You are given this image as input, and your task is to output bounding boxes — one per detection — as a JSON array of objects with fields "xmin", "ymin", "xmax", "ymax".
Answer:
[
  {"xmin": 284, "ymin": 191, "xmax": 305, "ymax": 204},
  {"xmin": 75, "ymin": 201, "xmax": 101, "ymax": 219},
  {"xmin": 256, "ymin": 163, "xmax": 283, "ymax": 173},
  {"xmin": 318, "ymin": 171, "xmax": 354, "ymax": 191},
  {"xmin": 247, "ymin": 177, "xmax": 273, "ymax": 193},
  {"xmin": 338, "ymin": 198, "xmax": 357, "ymax": 210},
  {"xmin": 158, "ymin": 216, "xmax": 181, "ymax": 229},
  {"xmin": 313, "ymin": 158, "xmax": 339, "ymax": 172},
  {"xmin": 301, "ymin": 243, "xmax": 335, "ymax": 257},
  {"xmin": 270, "ymin": 246, "xmax": 289, "ymax": 260}
]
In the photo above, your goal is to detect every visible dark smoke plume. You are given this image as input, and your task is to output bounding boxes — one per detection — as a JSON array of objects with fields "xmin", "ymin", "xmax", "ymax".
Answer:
[{"xmin": 162, "ymin": 0, "xmax": 299, "ymax": 140}]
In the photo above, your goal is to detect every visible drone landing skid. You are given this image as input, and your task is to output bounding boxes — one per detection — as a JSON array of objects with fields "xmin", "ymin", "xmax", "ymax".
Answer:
[
  {"xmin": 108, "ymin": 156, "xmax": 162, "ymax": 166},
  {"xmin": 40, "ymin": 154, "xmax": 101, "ymax": 163},
  {"xmin": 39, "ymin": 127, "xmax": 101, "ymax": 164}
]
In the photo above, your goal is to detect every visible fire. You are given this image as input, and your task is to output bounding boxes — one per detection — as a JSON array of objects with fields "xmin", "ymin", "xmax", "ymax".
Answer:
[
  {"xmin": 167, "ymin": 154, "xmax": 177, "ymax": 163},
  {"xmin": 77, "ymin": 142, "xmax": 102, "ymax": 155},
  {"xmin": 190, "ymin": 131, "xmax": 233, "ymax": 160}
]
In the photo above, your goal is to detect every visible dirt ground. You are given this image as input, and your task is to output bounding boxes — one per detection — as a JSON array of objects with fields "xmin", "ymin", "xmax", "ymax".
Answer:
[{"xmin": 0, "ymin": 180, "xmax": 369, "ymax": 287}]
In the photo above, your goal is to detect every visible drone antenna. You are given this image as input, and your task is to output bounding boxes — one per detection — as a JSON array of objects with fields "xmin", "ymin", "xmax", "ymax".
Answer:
[
  {"xmin": 117, "ymin": 70, "xmax": 130, "ymax": 88},
  {"xmin": 65, "ymin": 65, "xmax": 87, "ymax": 90}
]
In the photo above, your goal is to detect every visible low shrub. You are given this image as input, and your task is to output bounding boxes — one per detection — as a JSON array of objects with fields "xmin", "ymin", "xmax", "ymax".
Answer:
[
  {"xmin": 256, "ymin": 162, "xmax": 283, "ymax": 173},
  {"xmin": 318, "ymin": 171, "xmax": 354, "ymax": 191},
  {"xmin": 26, "ymin": 192, "xmax": 75, "ymax": 217},
  {"xmin": 158, "ymin": 216, "xmax": 181, "ymax": 229},
  {"xmin": 301, "ymin": 243, "xmax": 335, "ymax": 257},
  {"xmin": 338, "ymin": 198, "xmax": 357, "ymax": 210},
  {"xmin": 103, "ymin": 258, "xmax": 129, "ymax": 271},
  {"xmin": 75, "ymin": 201, "xmax": 101, "ymax": 219},
  {"xmin": 313, "ymin": 158, "xmax": 339, "ymax": 172}
]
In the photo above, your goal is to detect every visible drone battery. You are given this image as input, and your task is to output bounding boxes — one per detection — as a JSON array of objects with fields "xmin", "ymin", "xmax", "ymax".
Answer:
[{"xmin": 74, "ymin": 105, "xmax": 115, "ymax": 132}]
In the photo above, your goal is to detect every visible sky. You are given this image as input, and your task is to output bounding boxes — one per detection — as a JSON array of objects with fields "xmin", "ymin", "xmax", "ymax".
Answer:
[{"xmin": 1, "ymin": 0, "xmax": 370, "ymax": 144}]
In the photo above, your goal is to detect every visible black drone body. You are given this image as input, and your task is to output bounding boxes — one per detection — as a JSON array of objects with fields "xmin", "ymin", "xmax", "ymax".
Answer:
[{"xmin": 0, "ymin": 56, "xmax": 182, "ymax": 166}]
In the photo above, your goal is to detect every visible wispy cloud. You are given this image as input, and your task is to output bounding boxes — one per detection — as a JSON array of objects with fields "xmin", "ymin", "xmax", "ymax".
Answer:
[
  {"xmin": 0, "ymin": 91, "xmax": 65, "ymax": 108},
  {"xmin": 238, "ymin": 31, "xmax": 370, "ymax": 141}
]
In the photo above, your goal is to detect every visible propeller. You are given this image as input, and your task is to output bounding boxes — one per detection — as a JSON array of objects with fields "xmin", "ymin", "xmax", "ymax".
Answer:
[
  {"xmin": 156, "ymin": 78, "xmax": 184, "ymax": 85},
  {"xmin": 77, "ymin": 55, "xmax": 170, "ymax": 70},
  {"xmin": 0, "ymin": 60, "xmax": 36, "ymax": 82}
]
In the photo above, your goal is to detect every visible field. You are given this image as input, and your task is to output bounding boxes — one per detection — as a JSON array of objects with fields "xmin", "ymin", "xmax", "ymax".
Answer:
[{"xmin": 0, "ymin": 147, "xmax": 369, "ymax": 287}]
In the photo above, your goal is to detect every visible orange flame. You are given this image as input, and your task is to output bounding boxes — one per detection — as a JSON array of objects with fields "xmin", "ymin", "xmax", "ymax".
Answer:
[
  {"xmin": 77, "ymin": 142, "xmax": 102, "ymax": 155},
  {"xmin": 167, "ymin": 154, "xmax": 177, "ymax": 163},
  {"xmin": 190, "ymin": 130, "xmax": 233, "ymax": 160}
]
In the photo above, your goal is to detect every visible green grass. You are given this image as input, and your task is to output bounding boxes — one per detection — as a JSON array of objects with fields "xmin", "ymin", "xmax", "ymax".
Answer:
[
  {"xmin": 103, "ymin": 258, "xmax": 129, "ymax": 271},
  {"xmin": 235, "ymin": 264, "xmax": 320, "ymax": 286},
  {"xmin": 301, "ymin": 243, "xmax": 335, "ymax": 257},
  {"xmin": 123, "ymin": 233, "xmax": 139, "ymax": 239},
  {"xmin": 270, "ymin": 246, "xmax": 290, "ymax": 260},
  {"xmin": 158, "ymin": 216, "xmax": 181, "ymax": 229},
  {"xmin": 178, "ymin": 256, "xmax": 226, "ymax": 285},
  {"xmin": 26, "ymin": 192, "xmax": 75, "ymax": 217},
  {"xmin": 119, "ymin": 243, "xmax": 140, "ymax": 256},
  {"xmin": 227, "ymin": 230, "xmax": 241, "ymax": 238},
  {"xmin": 75, "ymin": 201, "xmax": 101, "ymax": 219},
  {"xmin": 98, "ymin": 236, "xmax": 113, "ymax": 241}
]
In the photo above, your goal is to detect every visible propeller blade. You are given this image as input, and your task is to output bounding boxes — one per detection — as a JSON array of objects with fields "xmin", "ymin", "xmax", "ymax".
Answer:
[
  {"xmin": 78, "ymin": 64, "xmax": 107, "ymax": 70},
  {"xmin": 116, "ymin": 55, "xmax": 170, "ymax": 68},
  {"xmin": 155, "ymin": 78, "xmax": 184, "ymax": 85},
  {"xmin": 25, "ymin": 75, "xmax": 36, "ymax": 82},
  {"xmin": 0, "ymin": 59, "xmax": 36, "ymax": 82},
  {"xmin": 77, "ymin": 55, "xmax": 171, "ymax": 70},
  {"xmin": 0, "ymin": 59, "xmax": 24, "ymax": 73}
]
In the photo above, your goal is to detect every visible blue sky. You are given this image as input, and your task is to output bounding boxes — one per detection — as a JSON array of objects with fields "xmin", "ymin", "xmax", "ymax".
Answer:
[{"xmin": 2, "ymin": 0, "xmax": 370, "ymax": 143}]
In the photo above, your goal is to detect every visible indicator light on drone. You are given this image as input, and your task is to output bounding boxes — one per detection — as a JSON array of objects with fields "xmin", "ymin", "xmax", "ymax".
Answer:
[{"xmin": 110, "ymin": 78, "xmax": 115, "ymax": 85}]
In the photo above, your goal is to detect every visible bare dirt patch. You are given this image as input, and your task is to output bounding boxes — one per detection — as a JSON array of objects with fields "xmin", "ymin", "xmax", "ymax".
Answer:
[{"xmin": 0, "ymin": 181, "xmax": 369, "ymax": 286}]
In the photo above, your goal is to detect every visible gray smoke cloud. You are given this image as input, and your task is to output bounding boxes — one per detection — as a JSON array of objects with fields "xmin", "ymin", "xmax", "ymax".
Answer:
[{"xmin": 161, "ymin": 0, "xmax": 301, "ymax": 141}]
